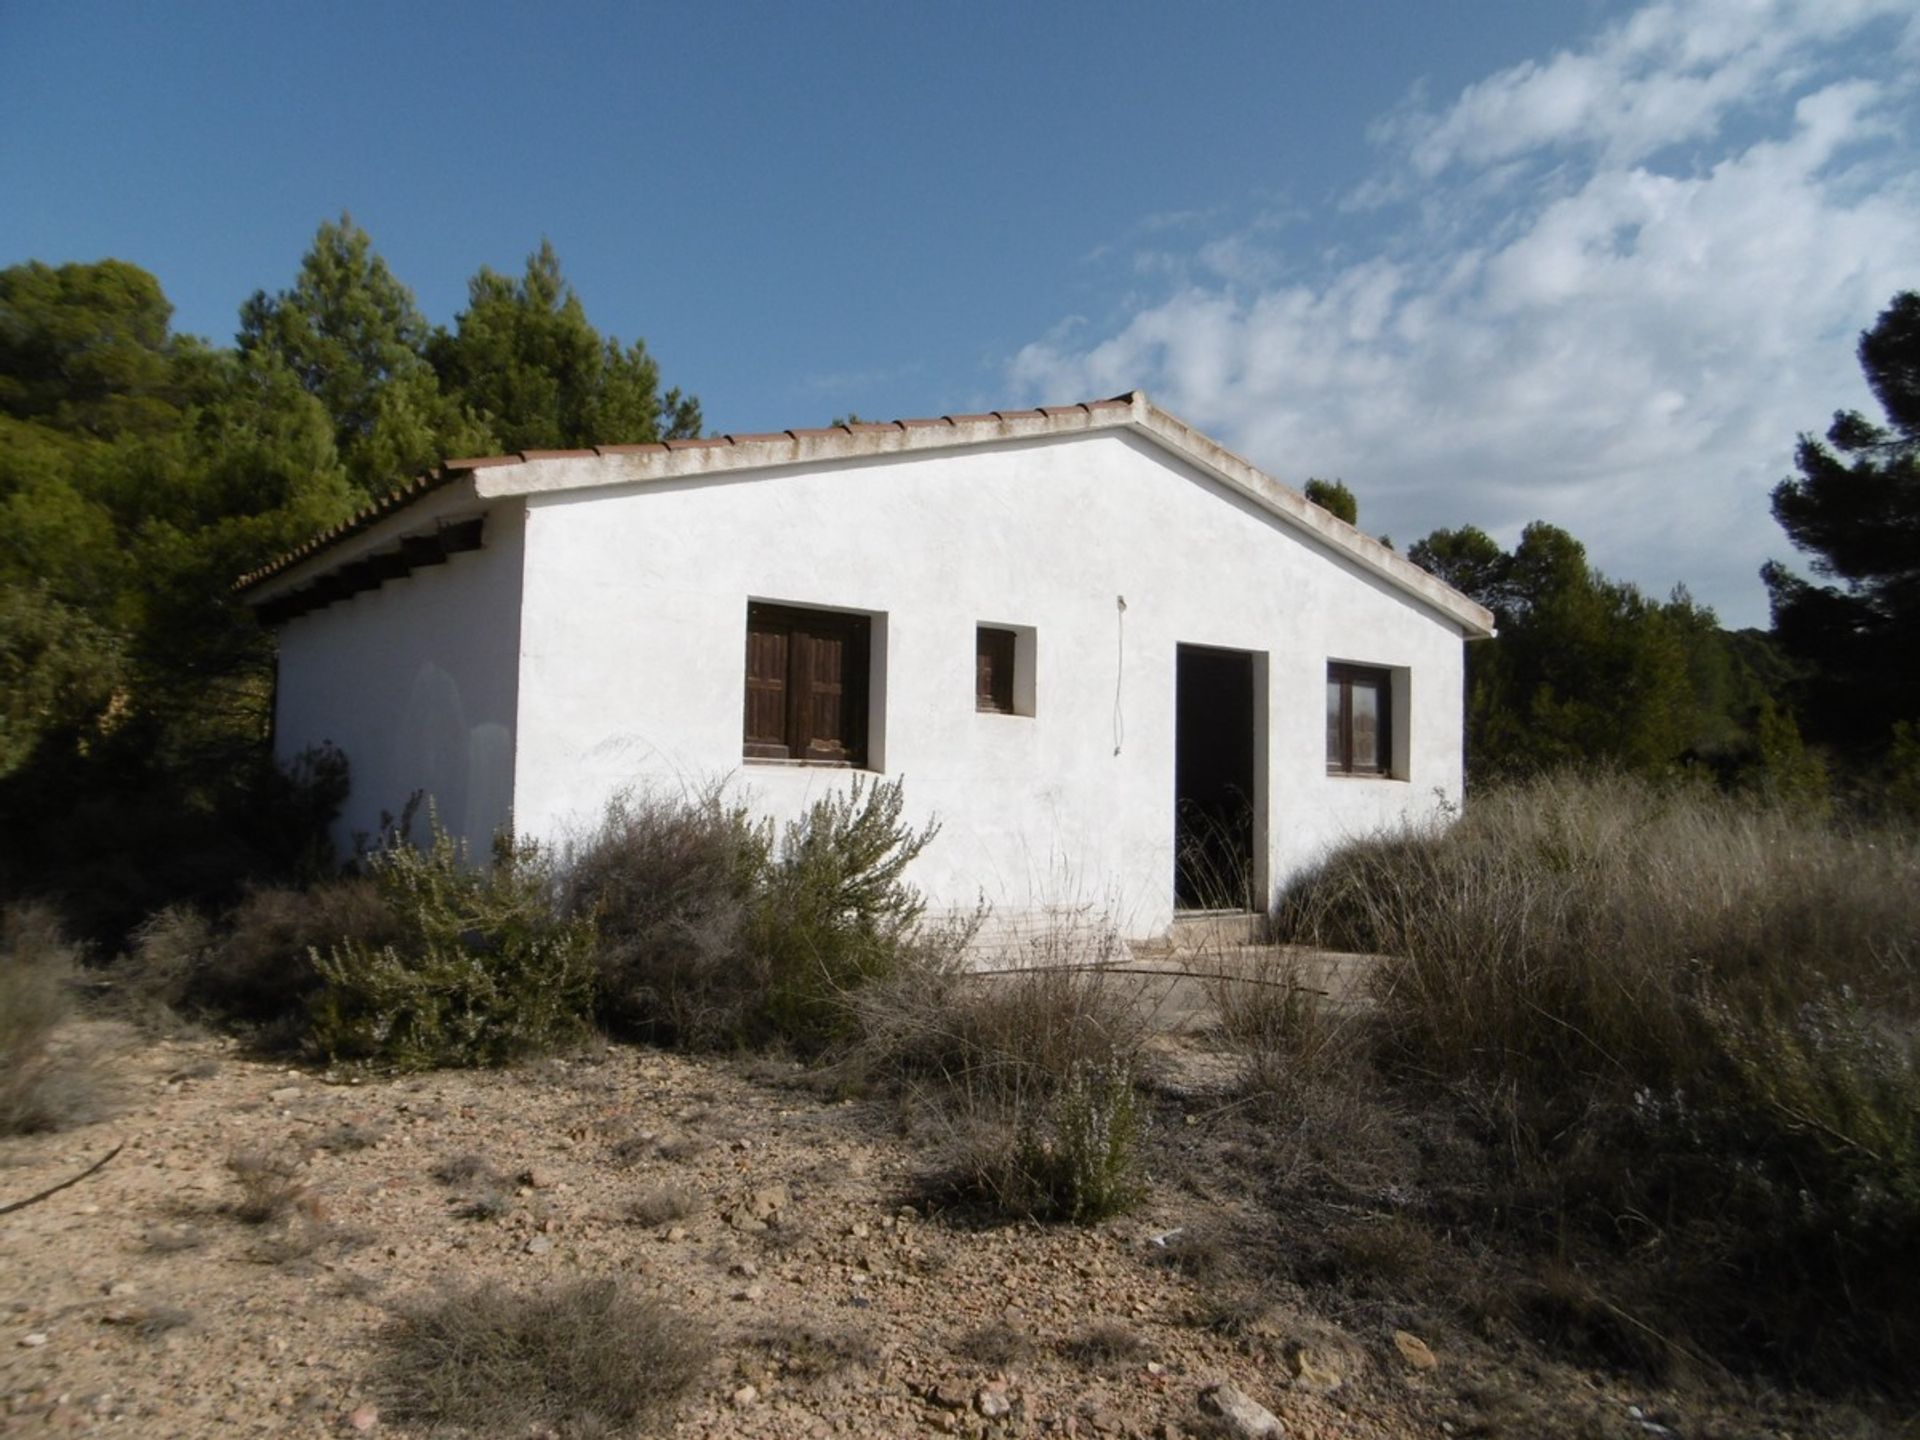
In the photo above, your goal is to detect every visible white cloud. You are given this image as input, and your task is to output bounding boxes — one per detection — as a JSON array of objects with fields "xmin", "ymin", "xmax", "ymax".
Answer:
[{"xmin": 1008, "ymin": 1, "xmax": 1920, "ymax": 626}]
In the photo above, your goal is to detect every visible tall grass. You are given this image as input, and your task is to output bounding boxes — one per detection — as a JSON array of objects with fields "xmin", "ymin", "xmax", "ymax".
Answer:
[{"xmin": 1273, "ymin": 771, "xmax": 1920, "ymax": 1387}]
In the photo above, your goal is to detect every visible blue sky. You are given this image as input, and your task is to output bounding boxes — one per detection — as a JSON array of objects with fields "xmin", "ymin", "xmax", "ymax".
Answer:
[{"xmin": 4, "ymin": 1, "xmax": 1915, "ymax": 627}]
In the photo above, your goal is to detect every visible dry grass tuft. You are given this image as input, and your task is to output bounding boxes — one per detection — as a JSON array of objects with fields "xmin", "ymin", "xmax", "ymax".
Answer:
[
  {"xmin": 0, "ymin": 904, "xmax": 107, "ymax": 1135},
  {"xmin": 1059, "ymin": 1320, "xmax": 1147, "ymax": 1371},
  {"xmin": 375, "ymin": 1279, "xmax": 711, "ymax": 1434},
  {"xmin": 742, "ymin": 1320, "xmax": 878, "ymax": 1384},
  {"xmin": 224, "ymin": 1149, "xmax": 308, "ymax": 1226}
]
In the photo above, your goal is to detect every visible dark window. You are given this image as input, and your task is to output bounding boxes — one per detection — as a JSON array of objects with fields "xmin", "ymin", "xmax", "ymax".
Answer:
[
  {"xmin": 976, "ymin": 626, "xmax": 1016, "ymax": 713},
  {"xmin": 744, "ymin": 603, "xmax": 870, "ymax": 765},
  {"xmin": 1326, "ymin": 663, "xmax": 1392, "ymax": 775}
]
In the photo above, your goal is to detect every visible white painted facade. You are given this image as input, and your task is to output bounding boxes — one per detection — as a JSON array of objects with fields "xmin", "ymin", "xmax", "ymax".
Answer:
[{"xmin": 248, "ymin": 395, "xmax": 1493, "ymax": 943}]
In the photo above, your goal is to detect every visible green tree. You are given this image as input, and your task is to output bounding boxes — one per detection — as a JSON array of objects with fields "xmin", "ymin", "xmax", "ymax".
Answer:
[
  {"xmin": 1411, "ymin": 522, "xmax": 1698, "ymax": 779},
  {"xmin": 0, "ymin": 259, "xmax": 179, "ymax": 439},
  {"xmin": 1303, "ymin": 477, "xmax": 1358, "ymax": 525},
  {"xmin": 432, "ymin": 240, "xmax": 701, "ymax": 452},
  {"xmin": 238, "ymin": 216, "xmax": 490, "ymax": 493},
  {"xmin": 1762, "ymin": 291, "xmax": 1920, "ymax": 760}
]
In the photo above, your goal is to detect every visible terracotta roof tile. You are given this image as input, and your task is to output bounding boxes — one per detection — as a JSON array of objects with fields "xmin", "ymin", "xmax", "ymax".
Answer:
[
  {"xmin": 722, "ymin": 432, "xmax": 793, "ymax": 445},
  {"xmin": 593, "ymin": 442, "xmax": 669, "ymax": 456},
  {"xmin": 520, "ymin": 448, "xmax": 600, "ymax": 461},
  {"xmin": 662, "ymin": 437, "xmax": 732, "ymax": 450},
  {"xmin": 443, "ymin": 453, "xmax": 526, "ymax": 469}
]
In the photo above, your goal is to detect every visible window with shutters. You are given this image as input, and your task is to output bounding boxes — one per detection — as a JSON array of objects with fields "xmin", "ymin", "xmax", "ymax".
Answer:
[
  {"xmin": 1326, "ymin": 662, "xmax": 1393, "ymax": 776},
  {"xmin": 744, "ymin": 602, "xmax": 871, "ymax": 766}
]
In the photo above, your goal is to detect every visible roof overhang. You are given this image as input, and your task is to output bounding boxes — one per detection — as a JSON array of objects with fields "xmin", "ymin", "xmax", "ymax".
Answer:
[{"xmin": 236, "ymin": 392, "xmax": 1495, "ymax": 638}]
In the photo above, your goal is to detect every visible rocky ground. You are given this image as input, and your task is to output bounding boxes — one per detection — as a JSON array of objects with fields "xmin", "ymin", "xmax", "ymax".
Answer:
[{"xmin": 0, "ymin": 1014, "xmax": 1881, "ymax": 1439}]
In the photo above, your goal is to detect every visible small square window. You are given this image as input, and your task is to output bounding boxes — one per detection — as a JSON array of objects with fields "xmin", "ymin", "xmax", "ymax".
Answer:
[
  {"xmin": 976, "ymin": 626, "xmax": 1016, "ymax": 713},
  {"xmin": 1327, "ymin": 662, "xmax": 1393, "ymax": 775}
]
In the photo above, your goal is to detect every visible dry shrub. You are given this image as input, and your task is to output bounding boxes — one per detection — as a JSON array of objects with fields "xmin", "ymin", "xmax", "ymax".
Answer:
[
  {"xmin": 202, "ymin": 878, "xmax": 401, "ymax": 1023},
  {"xmin": 1203, "ymin": 944, "xmax": 1365, "ymax": 1118},
  {"xmin": 563, "ymin": 786, "xmax": 768, "ymax": 1047},
  {"xmin": 225, "ymin": 1148, "xmax": 308, "ymax": 1226},
  {"xmin": 116, "ymin": 882, "xmax": 400, "ymax": 1043},
  {"xmin": 0, "ymin": 904, "xmax": 105, "ymax": 1134},
  {"xmin": 853, "ymin": 923, "xmax": 1153, "ymax": 1224},
  {"xmin": 1273, "ymin": 770, "xmax": 1920, "ymax": 1390},
  {"xmin": 376, "ymin": 1279, "xmax": 710, "ymax": 1435}
]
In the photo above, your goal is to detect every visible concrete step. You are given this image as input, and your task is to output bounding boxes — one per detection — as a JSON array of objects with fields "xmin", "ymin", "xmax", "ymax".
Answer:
[{"xmin": 1133, "ymin": 910, "xmax": 1269, "ymax": 956}]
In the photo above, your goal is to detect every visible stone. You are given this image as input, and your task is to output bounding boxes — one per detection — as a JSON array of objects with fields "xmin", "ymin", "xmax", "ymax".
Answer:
[
  {"xmin": 730, "ymin": 1259, "xmax": 760, "ymax": 1278},
  {"xmin": 523, "ymin": 1235, "xmax": 554, "ymax": 1256},
  {"xmin": 19, "ymin": 1331, "xmax": 49, "ymax": 1347},
  {"xmin": 1392, "ymin": 1330, "xmax": 1437, "ymax": 1370},
  {"xmin": 1288, "ymin": 1348, "xmax": 1342, "ymax": 1392},
  {"xmin": 270, "ymin": 1086, "xmax": 302, "ymax": 1103},
  {"xmin": 346, "ymin": 1403, "xmax": 380, "ymax": 1431},
  {"xmin": 524, "ymin": 1168, "xmax": 557, "ymax": 1190},
  {"xmin": 977, "ymin": 1384, "xmax": 1012, "ymax": 1419},
  {"xmin": 1198, "ymin": 1383, "xmax": 1284, "ymax": 1439},
  {"xmin": 664, "ymin": 1226, "xmax": 688, "ymax": 1242},
  {"xmin": 731, "ymin": 1385, "xmax": 759, "ymax": 1407},
  {"xmin": 927, "ymin": 1379, "xmax": 971, "ymax": 1411},
  {"xmin": 747, "ymin": 1184, "xmax": 789, "ymax": 1221}
]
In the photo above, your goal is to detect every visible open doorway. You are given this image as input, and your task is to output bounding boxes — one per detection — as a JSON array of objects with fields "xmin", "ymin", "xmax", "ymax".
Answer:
[{"xmin": 1174, "ymin": 645, "xmax": 1258, "ymax": 911}]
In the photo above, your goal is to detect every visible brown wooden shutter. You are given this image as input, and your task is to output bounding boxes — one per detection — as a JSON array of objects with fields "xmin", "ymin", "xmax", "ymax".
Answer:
[
  {"xmin": 744, "ymin": 604, "xmax": 868, "ymax": 766},
  {"xmin": 744, "ymin": 613, "xmax": 791, "ymax": 759},
  {"xmin": 976, "ymin": 627, "xmax": 1015, "ymax": 712}
]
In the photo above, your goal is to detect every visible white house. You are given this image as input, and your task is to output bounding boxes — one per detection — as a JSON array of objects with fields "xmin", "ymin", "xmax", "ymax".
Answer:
[{"xmin": 238, "ymin": 392, "xmax": 1494, "ymax": 944}]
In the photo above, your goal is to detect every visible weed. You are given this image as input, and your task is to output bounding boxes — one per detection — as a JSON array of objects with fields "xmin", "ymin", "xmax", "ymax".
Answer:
[{"xmin": 374, "ymin": 1279, "xmax": 711, "ymax": 1434}]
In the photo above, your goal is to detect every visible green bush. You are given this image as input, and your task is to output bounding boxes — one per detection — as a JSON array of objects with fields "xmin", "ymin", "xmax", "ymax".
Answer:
[
  {"xmin": 310, "ymin": 820, "xmax": 596, "ymax": 1071},
  {"xmin": 749, "ymin": 775, "xmax": 941, "ymax": 1053},
  {"xmin": 1010, "ymin": 1061, "xmax": 1149, "ymax": 1223},
  {"xmin": 568, "ymin": 776, "xmax": 950, "ymax": 1055}
]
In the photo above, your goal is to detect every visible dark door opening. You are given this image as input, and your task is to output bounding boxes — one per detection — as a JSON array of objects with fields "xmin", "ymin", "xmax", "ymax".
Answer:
[{"xmin": 1175, "ymin": 645, "xmax": 1256, "ymax": 911}]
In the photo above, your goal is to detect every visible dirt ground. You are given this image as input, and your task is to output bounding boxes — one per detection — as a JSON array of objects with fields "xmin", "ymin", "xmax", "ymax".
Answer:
[{"xmin": 0, "ymin": 1004, "xmax": 1881, "ymax": 1439}]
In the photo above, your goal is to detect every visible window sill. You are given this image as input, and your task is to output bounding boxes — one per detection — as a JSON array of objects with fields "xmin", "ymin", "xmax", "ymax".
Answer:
[
  {"xmin": 1325, "ymin": 769, "xmax": 1408, "ymax": 782},
  {"xmin": 744, "ymin": 757, "xmax": 867, "ymax": 771}
]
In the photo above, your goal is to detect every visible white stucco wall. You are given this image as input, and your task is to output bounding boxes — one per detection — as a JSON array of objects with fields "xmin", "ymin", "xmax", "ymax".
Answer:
[
  {"xmin": 271, "ymin": 498, "xmax": 525, "ymax": 860},
  {"xmin": 508, "ymin": 430, "xmax": 1468, "ymax": 941}
]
